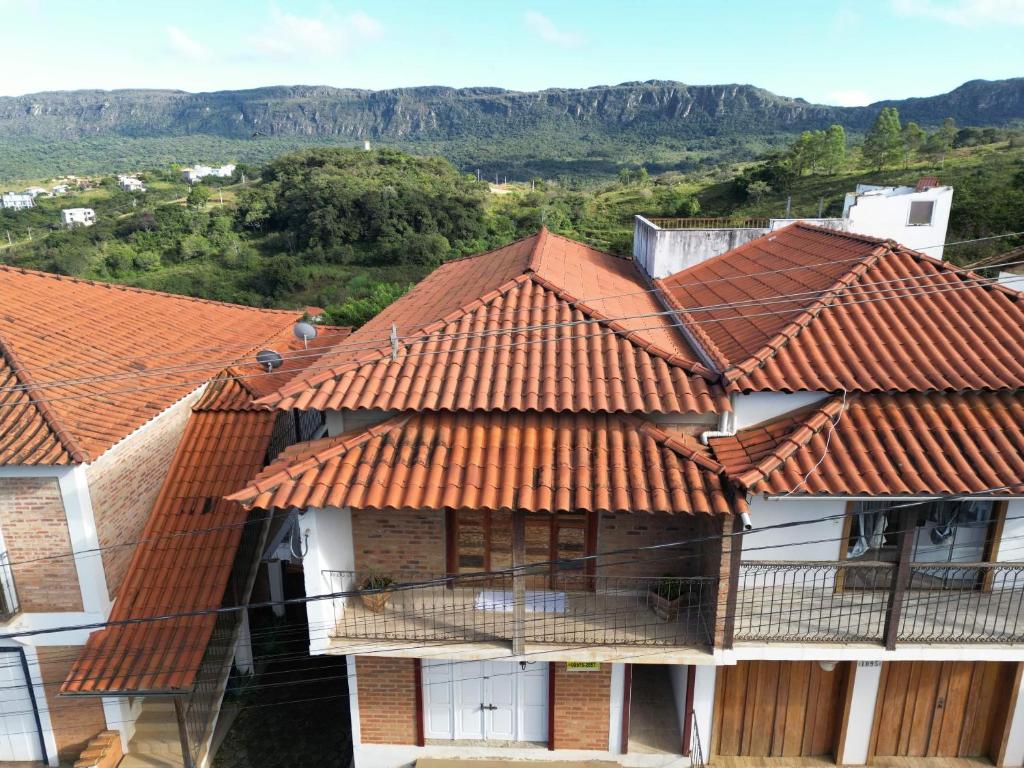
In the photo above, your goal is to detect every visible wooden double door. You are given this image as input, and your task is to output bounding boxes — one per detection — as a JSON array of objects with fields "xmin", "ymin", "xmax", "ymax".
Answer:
[
  {"xmin": 872, "ymin": 661, "xmax": 1016, "ymax": 760},
  {"xmin": 713, "ymin": 660, "xmax": 850, "ymax": 759}
]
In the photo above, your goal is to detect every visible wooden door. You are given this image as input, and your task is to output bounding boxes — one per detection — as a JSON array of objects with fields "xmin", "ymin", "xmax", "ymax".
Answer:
[
  {"xmin": 872, "ymin": 661, "xmax": 1015, "ymax": 759},
  {"xmin": 713, "ymin": 661, "xmax": 849, "ymax": 758}
]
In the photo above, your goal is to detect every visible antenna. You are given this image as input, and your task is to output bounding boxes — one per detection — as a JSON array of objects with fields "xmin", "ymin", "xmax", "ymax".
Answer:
[
  {"xmin": 293, "ymin": 321, "xmax": 317, "ymax": 349},
  {"xmin": 390, "ymin": 323, "xmax": 399, "ymax": 361},
  {"xmin": 256, "ymin": 349, "xmax": 284, "ymax": 372}
]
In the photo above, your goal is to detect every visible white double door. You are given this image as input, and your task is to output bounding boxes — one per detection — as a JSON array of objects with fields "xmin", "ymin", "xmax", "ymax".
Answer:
[
  {"xmin": 0, "ymin": 650, "xmax": 43, "ymax": 761},
  {"xmin": 423, "ymin": 660, "xmax": 548, "ymax": 742}
]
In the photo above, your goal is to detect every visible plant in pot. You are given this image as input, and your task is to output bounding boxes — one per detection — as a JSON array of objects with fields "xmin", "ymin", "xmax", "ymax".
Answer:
[
  {"xmin": 649, "ymin": 575, "xmax": 690, "ymax": 621},
  {"xmin": 360, "ymin": 573, "xmax": 395, "ymax": 613}
]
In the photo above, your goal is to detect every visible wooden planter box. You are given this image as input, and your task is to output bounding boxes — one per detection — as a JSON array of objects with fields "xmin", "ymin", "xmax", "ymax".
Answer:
[
  {"xmin": 361, "ymin": 590, "xmax": 393, "ymax": 613},
  {"xmin": 650, "ymin": 590, "xmax": 684, "ymax": 621}
]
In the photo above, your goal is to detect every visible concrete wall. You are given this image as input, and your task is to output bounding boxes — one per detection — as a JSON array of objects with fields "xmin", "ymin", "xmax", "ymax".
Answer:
[
  {"xmin": 742, "ymin": 497, "xmax": 847, "ymax": 561},
  {"xmin": 299, "ymin": 506, "xmax": 355, "ymax": 652},
  {"xmin": 843, "ymin": 186, "xmax": 953, "ymax": 258},
  {"xmin": 732, "ymin": 391, "xmax": 830, "ymax": 430},
  {"xmin": 668, "ymin": 664, "xmax": 688, "ymax": 737},
  {"xmin": 633, "ymin": 217, "xmax": 767, "ymax": 278}
]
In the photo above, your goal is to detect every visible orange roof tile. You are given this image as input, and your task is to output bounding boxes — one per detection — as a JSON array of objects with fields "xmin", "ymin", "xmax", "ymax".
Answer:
[
  {"xmin": 258, "ymin": 229, "xmax": 726, "ymax": 414},
  {"xmin": 230, "ymin": 410, "xmax": 740, "ymax": 516},
  {"xmin": 710, "ymin": 391, "xmax": 1024, "ymax": 497},
  {"xmin": 0, "ymin": 265, "xmax": 305, "ymax": 465},
  {"xmin": 660, "ymin": 223, "xmax": 1024, "ymax": 393}
]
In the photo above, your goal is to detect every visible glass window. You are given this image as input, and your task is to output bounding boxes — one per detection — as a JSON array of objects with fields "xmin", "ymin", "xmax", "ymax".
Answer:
[
  {"xmin": 908, "ymin": 200, "xmax": 935, "ymax": 226},
  {"xmin": 847, "ymin": 499, "xmax": 995, "ymax": 564}
]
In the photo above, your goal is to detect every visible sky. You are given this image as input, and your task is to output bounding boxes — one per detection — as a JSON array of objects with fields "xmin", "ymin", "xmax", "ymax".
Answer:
[{"xmin": 0, "ymin": 0, "xmax": 1022, "ymax": 104}]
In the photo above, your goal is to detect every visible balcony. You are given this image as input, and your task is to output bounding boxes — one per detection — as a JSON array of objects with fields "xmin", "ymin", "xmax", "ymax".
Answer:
[
  {"xmin": 734, "ymin": 561, "xmax": 1024, "ymax": 645},
  {"xmin": 321, "ymin": 570, "xmax": 717, "ymax": 656}
]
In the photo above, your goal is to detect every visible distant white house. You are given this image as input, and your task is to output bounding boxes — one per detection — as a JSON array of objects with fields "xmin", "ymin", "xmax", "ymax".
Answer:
[
  {"xmin": 23, "ymin": 187, "xmax": 47, "ymax": 198},
  {"xmin": 61, "ymin": 208, "xmax": 96, "ymax": 228},
  {"xmin": 182, "ymin": 164, "xmax": 236, "ymax": 183},
  {"xmin": 117, "ymin": 175, "xmax": 146, "ymax": 193},
  {"xmin": 51, "ymin": 185, "xmax": 69, "ymax": 196},
  {"xmin": 842, "ymin": 177, "xmax": 953, "ymax": 258},
  {"xmin": 0, "ymin": 192, "xmax": 34, "ymax": 210}
]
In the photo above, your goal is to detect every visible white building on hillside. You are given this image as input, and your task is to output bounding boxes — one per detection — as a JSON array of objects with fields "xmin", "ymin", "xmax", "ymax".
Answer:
[
  {"xmin": 61, "ymin": 208, "xmax": 96, "ymax": 228},
  {"xmin": 117, "ymin": 175, "xmax": 146, "ymax": 193},
  {"xmin": 24, "ymin": 187, "xmax": 47, "ymax": 198},
  {"xmin": 634, "ymin": 177, "xmax": 955, "ymax": 277},
  {"xmin": 182, "ymin": 164, "xmax": 236, "ymax": 183},
  {"xmin": 1, "ymin": 193, "xmax": 34, "ymax": 210}
]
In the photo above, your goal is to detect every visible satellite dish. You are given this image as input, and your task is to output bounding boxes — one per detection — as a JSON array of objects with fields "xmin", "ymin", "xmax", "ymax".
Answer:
[
  {"xmin": 293, "ymin": 321, "xmax": 317, "ymax": 342},
  {"xmin": 256, "ymin": 349, "xmax": 284, "ymax": 372}
]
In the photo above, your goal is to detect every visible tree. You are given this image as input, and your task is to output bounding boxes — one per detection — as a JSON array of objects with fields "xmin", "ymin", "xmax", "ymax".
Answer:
[
  {"xmin": 901, "ymin": 121, "xmax": 925, "ymax": 166},
  {"xmin": 186, "ymin": 185, "xmax": 211, "ymax": 209},
  {"xmin": 924, "ymin": 117, "xmax": 957, "ymax": 165},
  {"xmin": 746, "ymin": 180, "xmax": 772, "ymax": 203},
  {"xmin": 823, "ymin": 125, "xmax": 847, "ymax": 175},
  {"xmin": 862, "ymin": 107, "xmax": 903, "ymax": 169}
]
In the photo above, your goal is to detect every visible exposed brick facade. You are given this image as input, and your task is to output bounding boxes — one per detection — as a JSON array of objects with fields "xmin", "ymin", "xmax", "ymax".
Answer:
[
  {"xmin": 88, "ymin": 392, "xmax": 196, "ymax": 597},
  {"xmin": 352, "ymin": 508, "xmax": 446, "ymax": 575},
  {"xmin": 596, "ymin": 511, "xmax": 708, "ymax": 578},
  {"xmin": 0, "ymin": 477, "xmax": 82, "ymax": 612},
  {"xmin": 37, "ymin": 646, "xmax": 107, "ymax": 762},
  {"xmin": 551, "ymin": 662, "xmax": 611, "ymax": 750},
  {"xmin": 355, "ymin": 656, "xmax": 419, "ymax": 745}
]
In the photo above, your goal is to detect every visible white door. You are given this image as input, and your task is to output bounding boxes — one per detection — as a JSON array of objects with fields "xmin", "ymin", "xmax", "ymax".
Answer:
[
  {"xmin": 422, "ymin": 660, "xmax": 548, "ymax": 743},
  {"xmin": 0, "ymin": 651, "xmax": 43, "ymax": 761}
]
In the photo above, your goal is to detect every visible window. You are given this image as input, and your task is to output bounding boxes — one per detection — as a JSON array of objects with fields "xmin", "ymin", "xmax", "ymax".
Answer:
[{"xmin": 907, "ymin": 200, "xmax": 935, "ymax": 226}]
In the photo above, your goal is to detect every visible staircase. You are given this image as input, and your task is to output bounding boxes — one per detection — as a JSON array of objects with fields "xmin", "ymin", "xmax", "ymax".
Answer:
[{"xmin": 120, "ymin": 700, "xmax": 186, "ymax": 768}]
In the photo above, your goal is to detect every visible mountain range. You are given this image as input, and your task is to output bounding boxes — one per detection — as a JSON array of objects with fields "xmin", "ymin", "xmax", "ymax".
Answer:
[{"xmin": 2, "ymin": 77, "xmax": 1022, "ymax": 180}]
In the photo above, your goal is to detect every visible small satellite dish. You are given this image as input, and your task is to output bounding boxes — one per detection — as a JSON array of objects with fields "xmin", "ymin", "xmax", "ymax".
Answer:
[
  {"xmin": 293, "ymin": 321, "xmax": 317, "ymax": 342},
  {"xmin": 256, "ymin": 349, "xmax": 284, "ymax": 372}
]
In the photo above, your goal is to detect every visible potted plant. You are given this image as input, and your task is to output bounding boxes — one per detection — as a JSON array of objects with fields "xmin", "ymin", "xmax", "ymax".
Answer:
[
  {"xmin": 360, "ymin": 573, "xmax": 395, "ymax": 613},
  {"xmin": 649, "ymin": 575, "xmax": 690, "ymax": 620}
]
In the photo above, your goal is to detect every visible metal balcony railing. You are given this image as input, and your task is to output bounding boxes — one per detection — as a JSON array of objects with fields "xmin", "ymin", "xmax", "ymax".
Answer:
[
  {"xmin": 644, "ymin": 216, "xmax": 772, "ymax": 230},
  {"xmin": 734, "ymin": 560, "xmax": 1024, "ymax": 645},
  {"xmin": 322, "ymin": 569, "xmax": 716, "ymax": 648}
]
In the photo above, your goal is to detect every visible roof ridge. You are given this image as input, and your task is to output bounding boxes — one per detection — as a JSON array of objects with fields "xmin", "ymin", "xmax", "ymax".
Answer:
[
  {"xmin": 0, "ymin": 334, "xmax": 88, "ymax": 463},
  {"xmin": 527, "ymin": 226, "xmax": 548, "ymax": 271},
  {"xmin": 0, "ymin": 263, "xmax": 299, "ymax": 315},
  {"xmin": 229, "ymin": 413, "xmax": 410, "ymax": 503},
  {"xmin": 891, "ymin": 243, "xmax": 1024, "ymax": 301},
  {"xmin": 526, "ymin": 273, "xmax": 716, "ymax": 377},
  {"xmin": 725, "ymin": 395, "xmax": 848, "ymax": 489},
  {"xmin": 722, "ymin": 243, "xmax": 889, "ymax": 384}
]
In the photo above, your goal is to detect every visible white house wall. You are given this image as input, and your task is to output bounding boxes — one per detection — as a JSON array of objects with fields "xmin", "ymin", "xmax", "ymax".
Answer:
[
  {"xmin": 299, "ymin": 507, "xmax": 355, "ymax": 653},
  {"xmin": 731, "ymin": 391, "xmax": 830, "ymax": 430},
  {"xmin": 843, "ymin": 187, "xmax": 953, "ymax": 258},
  {"xmin": 742, "ymin": 496, "xmax": 846, "ymax": 561}
]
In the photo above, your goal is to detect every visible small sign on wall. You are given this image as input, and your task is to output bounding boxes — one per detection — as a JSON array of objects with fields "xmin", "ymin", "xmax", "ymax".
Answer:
[
  {"xmin": 857, "ymin": 660, "xmax": 881, "ymax": 667},
  {"xmin": 566, "ymin": 661, "xmax": 602, "ymax": 672}
]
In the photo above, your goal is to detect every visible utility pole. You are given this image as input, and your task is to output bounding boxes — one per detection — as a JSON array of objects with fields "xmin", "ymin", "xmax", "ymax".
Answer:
[
  {"xmin": 26, "ymin": 227, "xmax": 31, "ymax": 241},
  {"xmin": 785, "ymin": 196, "xmax": 792, "ymax": 217},
  {"xmin": 817, "ymin": 197, "xmax": 824, "ymax": 217},
  {"xmin": 5, "ymin": 231, "xmax": 11, "ymax": 246}
]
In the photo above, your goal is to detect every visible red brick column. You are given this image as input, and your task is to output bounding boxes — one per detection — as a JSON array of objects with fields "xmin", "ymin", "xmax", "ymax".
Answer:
[
  {"xmin": 551, "ymin": 662, "xmax": 611, "ymax": 750},
  {"xmin": 355, "ymin": 656, "xmax": 419, "ymax": 744}
]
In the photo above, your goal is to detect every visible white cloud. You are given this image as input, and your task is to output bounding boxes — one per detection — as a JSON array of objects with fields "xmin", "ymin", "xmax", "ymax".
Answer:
[
  {"xmin": 828, "ymin": 89, "xmax": 872, "ymax": 106},
  {"xmin": 524, "ymin": 10, "xmax": 583, "ymax": 47},
  {"xmin": 166, "ymin": 26, "xmax": 212, "ymax": 62},
  {"xmin": 248, "ymin": 8, "xmax": 382, "ymax": 59},
  {"xmin": 892, "ymin": 0, "xmax": 1024, "ymax": 25}
]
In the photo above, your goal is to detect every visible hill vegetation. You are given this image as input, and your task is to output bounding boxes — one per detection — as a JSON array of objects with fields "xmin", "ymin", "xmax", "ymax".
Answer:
[{"xmin": 2, "ymin": 78, "xmax": 1023, "ymax": 181}]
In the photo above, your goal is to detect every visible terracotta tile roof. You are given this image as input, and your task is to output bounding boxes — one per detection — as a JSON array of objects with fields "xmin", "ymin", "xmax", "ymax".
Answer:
[
  {"xmin": 659, "ymin": 223, "xmax": 1024, "ymax": 393},
  {"xmin": 229, "ymin": 410, "xmax": 740, "ymax": 516},
  {"xmin": 0, "ymin": 264, "xmax": 304, "ymax": 465},
  {"xmin": 258, "ymin": 229, "xmax": 726, "ymax": 415},
  {"xmin": 62, "ymin": 405, "xmax": 276, "ymax": 693},
  {"xmin": 710, "ymin": 391, "xmax": 1024, "ymax": 497},
  {"xmin": 61, "ymin": 325, "xmax": 348, "ymax": 694}
]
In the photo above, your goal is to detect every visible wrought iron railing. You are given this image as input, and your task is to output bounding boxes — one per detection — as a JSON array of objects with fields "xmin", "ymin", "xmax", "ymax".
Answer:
[
  {"xmin": 735, "ymin": 560, "xmax": 1024, "ymax": 644},
  {"xmin": 322, "ymin": 569, "xmax": 716, "ymax": 648},
  {"xmin": 645, "ymin": 216, "xmax": 772, "ymax": 230},
  {"xmin": 0, "ymin": 551, "xmax": 19, "ymax": 621}
]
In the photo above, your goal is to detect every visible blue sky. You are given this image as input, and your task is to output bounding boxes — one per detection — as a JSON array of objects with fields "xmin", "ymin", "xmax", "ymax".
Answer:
[{"xmin": 1, "ymin": 0, "xmax": 1022, "ymax": 103}]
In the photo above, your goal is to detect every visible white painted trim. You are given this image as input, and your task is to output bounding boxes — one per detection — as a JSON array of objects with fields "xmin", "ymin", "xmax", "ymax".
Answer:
[
  {"xmin": 102, "ymin": 696, "xmax": 135, "ymax": 753},
  {"xmin": 1003, "ymin": 670, "xmax": 1024, "ymax": 768},
  {"xmin": 353, "ymin": 742, "xmax": 688, "ymax": 768},
  {"xmin": 348, "ymin": 655, "xmax": 362, "ymax": 749},
  {"xmin": 0, "ymin": 467, "xmax": 74, "ymax": 478},
  {"xmin": 1, "ymin": 612, "xmax": 106, "ymax": 645},
  {"xmin": 691, "ymin": 665, "xmax": 715, "ymax": 759},
  {"xmin": 840, "ymin": 661, "xmax": 882, "ymax": 765},
  {"xmin": 57, "ymin": 466, "xmax": 110, "ymax": 615},
  {"xmin": 608, "ymin": 663, "xmax": 624, "ymax": 753},
  {"xmin": 18, "ymin": 643, "xmax": 59, "ymax": 767},
  {"xmin": 719, "ymin": 644, "xmax": 1024, "ymax": 663}
]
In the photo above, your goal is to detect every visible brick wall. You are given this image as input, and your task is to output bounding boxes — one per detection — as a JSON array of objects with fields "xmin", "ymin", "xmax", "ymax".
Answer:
[
  {"xmin": 0, "ymin": 477, "xmax": 82, "ymax": 612},
  {"xmin": 551, "ymin": 662, "xmax": 611, "ymax": 750},
  {"xmin": 352, "ymin": 508, "xmax": 446, "ymax": 575},
  {"xmin": 596, "ymin": 512, "xmax": 706, "ymax": 578},
  {"xmin": 37, "ymin": 646, "xmax": 107, "ymax": 762},
  {"xmin": 87, "ymin": 392, "xmax": 196, "ymax": 597},
  {"xmin": 355, "ymin": 656, "xmax": 419, "ymax": 744},
  {"xmin": 710, "ymin": 513, "xmax": 735, "ymax": 647}
]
